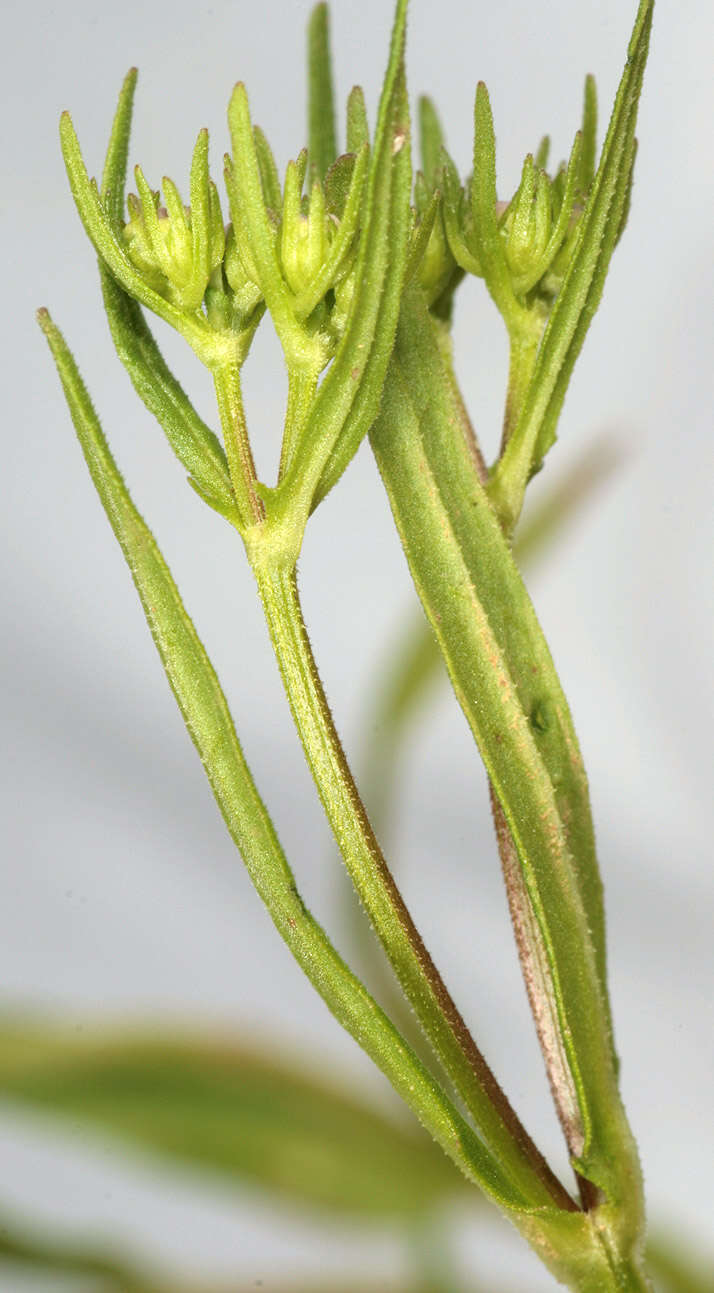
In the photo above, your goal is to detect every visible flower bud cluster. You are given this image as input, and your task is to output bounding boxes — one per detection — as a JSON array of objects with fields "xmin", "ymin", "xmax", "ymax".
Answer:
[{"xmin": 120, "ymin": 115, "xmax": 368, "ymax": 372}]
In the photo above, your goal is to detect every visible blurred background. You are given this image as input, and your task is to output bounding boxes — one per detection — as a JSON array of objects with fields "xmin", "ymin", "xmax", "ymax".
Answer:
[{"xmin": 2, "ymin": 0, "xmax": 713, "ymax": 1287}]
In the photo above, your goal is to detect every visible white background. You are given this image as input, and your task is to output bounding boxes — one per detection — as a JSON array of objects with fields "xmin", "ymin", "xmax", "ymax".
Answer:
[{"xmin": 2, "ymin": 0, "xmax": 713, "ymax": 1287}]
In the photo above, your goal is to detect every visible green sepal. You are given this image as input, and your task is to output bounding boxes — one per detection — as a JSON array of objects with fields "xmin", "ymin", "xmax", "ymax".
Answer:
[
  {"xmin": 293, "ymin": 143, "xmax": 369, "ymax": 320},
  {"xmin": 253, "ymin": 123, "xmax": 282, "ymax": 213},
  {"xmin": 534, "ymin": 133, "xmax": 551, "ymax": 170},
  {"xmin": 441, "ymin": 147, "xmax": 482, "ymax": 277},
  {"xmin": 346, "ymin": 84, "xmax": 369, "ymax": 152},
  {"xmin": 512, "ymin": 130, "xmax": 583, "ymax": 298},
  {"xmin": 405, "ymin": 188, "xmax": 440, "ymax": 283},
  {"xmin": 324, "ymin": 150, "xmax": 357, "ymax": 218},
  {"xmin": 307, "ymin": 2, "xmax": 338, "ymax": 181},
  {"xmin": 488, "ymin": 0, "xmax": 654, "ymax": 531},
  {"xmin": 277, "ymin": 0, "xmax": 413, "ymax": 517}
]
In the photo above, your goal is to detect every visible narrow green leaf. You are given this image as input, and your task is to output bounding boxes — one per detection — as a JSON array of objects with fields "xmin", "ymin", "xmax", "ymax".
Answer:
[
  {"xmin": 489, "ymin": 0, "xmax": 654, "ymax": 528},
  {"xmin": 418, "ymin": 95, "xmax": 444, "ymax": 189},
  {"xmin": 227, "ymin": 85, "xmax": 305, "ymax": 360},
  {"xmin": 37, "ymin": 308, "xmax": 537, "ymax": 1214},
  {"xmin": 307, "ymin": 2, "xmax": 338, "ymax": 181},
  {"xmin": 580, "ymin": 73, "xmax": 598, "ymax": 193},
  {"xmin": 0, "ymin": 1018, "xmax": 468, "ymax": 1219},
  {"xmin": 279, "ymin": 0, "xmax": 413, "ymax": 515},
  {"xmin": 100, "ymin": 274, "xmax": 238, "ymax": 519},
  {"xmin": 97, "ymin": 73, "xmax": 237, "ymax": 519},
  {"xmin": 471, "ymin": 83, "xmax": 526, "ymax": 331},
  {"xmin": 100, "ymin": 66, "xmax": 138, "ymax": 230},
  {"xmin": 186, "ymin": 128, "xmax": 212, "ymax": 305},
  {"xmin": 370, "ymin": 288, "xmax": 640, "ymax": 1206},
  {"xmin": 346, "ymin": 84, "xmax": 369, "ymax": 152}
]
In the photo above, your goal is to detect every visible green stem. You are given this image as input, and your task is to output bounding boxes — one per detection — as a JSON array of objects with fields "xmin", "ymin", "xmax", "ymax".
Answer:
[
  {"xmin": 213, "ymin": 360, "xmax": 263, "ymax": 527},
  {"xmin": 249, "ymin": 551, "xmax": 576, "ymax": 1214},
  {"xmin": 500, "ymin": 316, "xmax": 543, "ymax": 465},
  {"xmin": 279, "ymin": 364, "xmax": 321, "ymax": 482}
]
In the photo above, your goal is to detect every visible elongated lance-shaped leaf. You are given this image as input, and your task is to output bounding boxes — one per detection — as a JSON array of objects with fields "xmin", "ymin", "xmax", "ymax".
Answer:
[
  {"xmin": 227, "ymin": 88, "xmax": 306, "ymax": 357},
  {"xmin": 98, "ymin": 69, "xmax": 237, "ymax": 521},
  {"xmin": 0, "ymin": 1018, "xmax": 469, "ymax": 1219},
  {"xmin": 488, "ymin": 0, "xmax": 654, "ymax": 531},
  {"xmin": 100, "ymin": 275, "xmax": 238, "ymax": 521},
  {"xmin": 370, "ymin": 287, "xmax": 644, "ymax": 1217},
  {"xmin": 307, "ymin": 2, "xmax": 338, "ymax": 181},
  {"xmin": 471, "ymin": 83, "xmax": 528, "ymax": 334},
  {"xmin": 60, "ymin": 112, "xmax": 210, "ymax": 357},
  {"xmin": 37, "ymin": 308, "xmax": 553, "ymax": 1218},
  {"xmin": 278, "ymin": 0, "xmax": 413, "ymax": 518}
]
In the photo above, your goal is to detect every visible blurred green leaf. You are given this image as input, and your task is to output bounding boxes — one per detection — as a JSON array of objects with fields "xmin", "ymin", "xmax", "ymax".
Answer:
[
  {"xmin": 646, "ymin": 1234, "xmax": 714, "ymax": 1293},
  {"xmin": 0, "ymin": 1018, "xmax": 468, "ymax": 1219}
]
